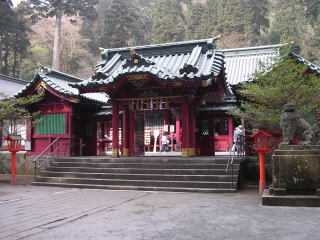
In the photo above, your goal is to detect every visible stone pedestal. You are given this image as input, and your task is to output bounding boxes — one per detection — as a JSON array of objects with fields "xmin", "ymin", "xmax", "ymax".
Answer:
[
  {"xmin": 263, "ymin": 145, "xmax": 320, "ymax": 206},
  {"xmin": 272, "ymin": 145, "xmax": 320, "ymax": 195}
]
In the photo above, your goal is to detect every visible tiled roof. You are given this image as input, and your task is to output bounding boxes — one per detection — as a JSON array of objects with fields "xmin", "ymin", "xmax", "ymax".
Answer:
[
  {"xmin": 72, "ymin": 38, "xmax": 225, "ymax": 88},
  {"xmin": 0, "ymin": 74, "xmax": 29, "ymax": 84},
  {"xmin": 290, "ymin": 52, "xmax": 320, "ymax": 75},
  {"xmin": 16, "ymin": 66, "xmax": 109, "ymax": 104},
  {"xmin": 0, "ymin": 74, "xmax": 29, "ymax": 98},
  {"xmin": 222, "ymin": 44, "xmax": 282, "ymax": 86}
]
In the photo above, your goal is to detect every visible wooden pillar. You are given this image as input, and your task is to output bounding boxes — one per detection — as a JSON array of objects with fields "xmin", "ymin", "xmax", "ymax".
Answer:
[
  {"xmin": 228, "ymin": 116, "xmax": 233, "ymax": 149},
  {"xmin": 175, "ymin": 112, "xmax": 181, "ymax": 151},
  {"xmin": 189, "ymin": 101, "xmax": 196, "ymax": 156},
  {"xmin": 112, "ymin": 101, "xmax": 119, "ymax": 157},
  {"xmin": 129, "ymin": 109, "xmax": 135, "ymax": 156},
  {"xmin": 181, "ymin": 98, "xmax": 189, "ymax": 157},
  {"xmin": 122, "ymin": 106, "xmax": 129, "ymax": 156}
]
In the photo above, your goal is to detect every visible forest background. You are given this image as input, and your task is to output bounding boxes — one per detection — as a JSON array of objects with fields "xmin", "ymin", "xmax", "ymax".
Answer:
[{"xmin": 1, "ymin": 0, "xmax": 319, "ymax": 81}]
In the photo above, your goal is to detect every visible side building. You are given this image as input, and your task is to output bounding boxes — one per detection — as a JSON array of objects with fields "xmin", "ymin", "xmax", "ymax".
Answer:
[{"xmin": 15, "ymin": 66, "xmax": 108, "ymax": 156}]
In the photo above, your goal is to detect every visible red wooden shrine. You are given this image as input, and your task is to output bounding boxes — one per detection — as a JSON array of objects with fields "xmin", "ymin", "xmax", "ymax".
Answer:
[{"xmin": 72, "ymin": 38, "xmax": 235, "ymax": 157}]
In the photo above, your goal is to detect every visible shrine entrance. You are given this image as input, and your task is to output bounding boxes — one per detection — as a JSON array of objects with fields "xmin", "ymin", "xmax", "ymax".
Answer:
[
  {"xmin": 198, "ymin": 117, "xmax": 215, "ymax": 156},
  {"xmin": 112, "ymin": 95, "xmax": 189, "ymax": 157}
]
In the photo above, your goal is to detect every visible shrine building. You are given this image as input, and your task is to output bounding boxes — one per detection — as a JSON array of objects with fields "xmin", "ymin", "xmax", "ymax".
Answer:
[
  {"xmin": 14, "ymin": 38, "xmax": 287, "ymax": 157},
  {"xmin": 71, "ymin": 38, "xmax": 278, "ymax": 157}
]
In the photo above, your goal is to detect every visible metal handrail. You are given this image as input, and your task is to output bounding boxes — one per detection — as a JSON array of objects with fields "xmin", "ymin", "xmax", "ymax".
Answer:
[
  {"xmin": 34, "ymin": 143, "xmax": 64, "ymax": 179},
  {"xmin": 37, "ymin": 143, "xmax": 64, "ymax": 169},
  {"xmin": 226, "ymin": 136, "xmax": 245, "ymax": 189},
  {"xmin": 33, "ymin": 137, "xmax": 83, "ymax": 179},
  {"xmin": 33, "ymin": 137, "xmax": 60, "ymax": 164}
]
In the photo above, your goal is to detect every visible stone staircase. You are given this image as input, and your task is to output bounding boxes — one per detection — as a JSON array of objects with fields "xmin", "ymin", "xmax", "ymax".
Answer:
[{"xmin": 32, "ymin": 156, "xmax": 242, "ymax": 193}]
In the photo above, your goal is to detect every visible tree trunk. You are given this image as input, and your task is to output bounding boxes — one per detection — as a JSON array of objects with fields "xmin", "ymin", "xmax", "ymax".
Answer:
[
  {"xmin": 4, "ymin": 39, "xmax": 9, "ymax": 75},
  {"xmin": 52, "ymin": 11, "xmax": 62, "ymax": 70},
  {"xmin": 18, "ymin": 55, "xmax": 21, "ymax": 79},
  {"xmin": 0, "ymin": 36, "xmax": 3, "ymax": 72},
  {"xmin": 12, "ymin": 35, "xmax": 17, "ymax": 77}
]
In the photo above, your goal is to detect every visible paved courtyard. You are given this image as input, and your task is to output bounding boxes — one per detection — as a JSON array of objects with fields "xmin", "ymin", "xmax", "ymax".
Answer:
[{"xmin": 0, "ymin": 184, "xmax": 319, "ymax": 240}]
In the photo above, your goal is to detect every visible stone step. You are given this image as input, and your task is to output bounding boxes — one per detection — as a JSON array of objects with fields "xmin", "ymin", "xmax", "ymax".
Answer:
[
  {"xmin": 32, "ymin": 182, "xmax": 237, "ymax": 193},
  {"xmin": 54, "ymin": 157, "xmax": 240, "ymax": 164},
  {"xmin": 35, "ymin": 176, "xmax": 235, "ymax": 188},
  {"xmin": 273, "ymin": 155, "xmax": 320, "ymax": 160},
  {"xmin": 278, "ymin": 145, "xmax": 320, "ymax": 151},
  {"xmin": 48, "ymin": 162, "xmax": 239, "ymax": 169},
  {"xmin": 274, "ymin": 150, "xmax": 320, "ymax": 156},
  {"xmin": 45, "ymin": 166, "xmax": 236, "ymax": 175},
  {"xmin": 40, "ymin": 171, "xmax": 237, "ymax": 182}
]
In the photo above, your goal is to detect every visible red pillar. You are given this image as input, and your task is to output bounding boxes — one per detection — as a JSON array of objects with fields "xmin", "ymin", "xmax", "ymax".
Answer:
[
  {"xmin": 181, "ymin": 98, "xmax": 189, "ymax": 157},
  {"xmin": 175, "ymin": 113, "xmax": 181, "ymax": 151},
  {"xmin": 112, "ymin": 101, "xmax": 119, "ymax": 157},
  {"xmin": 188, "ymin": 101, "xmax": 196, "ymax": 156},
  {"xmin": 258, "ymin": 151, "xmax": 266, "ymax": 195},
  {"xmin": 11, "ymin": 151, "xmax": 17, "ymax": 184},
  {"xmin": 122, "ymin": 106, "xmax": 129, "ymax": 156},
  {"xmin": 129, "ymin": 109, "xmax": 135, "ymax": 156},
  {"xmin": 228, "ymin": 117, "xmax": 233, "ymax": 151}
]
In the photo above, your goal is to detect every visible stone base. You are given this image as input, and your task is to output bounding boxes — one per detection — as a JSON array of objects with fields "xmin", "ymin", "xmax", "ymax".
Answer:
[
  {"xmin": 262, "ymin": 189, "xmax": 320, "ymax": 207},
  {"xmin": 182, "ymin": 148, "xmax": 196, "ymax": 157},
  {"xmin": 272, "ymin": 145, "xmax": 320, "ymax": 194},
  {"xmin": 112, "ymin": 149, "xmax": 119, "ymax": 157}
]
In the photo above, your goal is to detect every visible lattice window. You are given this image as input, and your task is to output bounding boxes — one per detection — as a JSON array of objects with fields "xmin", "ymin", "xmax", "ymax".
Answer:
[
  {"xmin": 36, "ymin": 114, "xmax": 65, "ymax": 135},
  {"xmin": 144, "ymin": 113, "xmax": 164, "ymax": 130}
]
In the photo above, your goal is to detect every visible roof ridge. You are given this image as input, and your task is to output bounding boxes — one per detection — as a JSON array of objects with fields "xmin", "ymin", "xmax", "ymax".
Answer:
[
  {"xmin": 0, "ymin": 73, "xmax": 29, "ymax": 84},
  {"xmin": 103, "ymin": 38, "xmax": 216, "ymax": 53},
  {"xmin": 221, "ymin": 44, "xmax": 284, "ymax": 54},
  {"xmin": 37, "ymin": 65, "xmax": 84, "ymax": 83},
  {"xmin": 290, "ymin": 52, "xmax": 320, "ymax": 74}
]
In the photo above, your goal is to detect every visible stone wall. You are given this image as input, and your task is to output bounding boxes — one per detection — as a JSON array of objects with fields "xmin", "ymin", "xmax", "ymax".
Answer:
[{"xmin": 0, "ymin": 151, "xmax": 35, "ymax": 175}]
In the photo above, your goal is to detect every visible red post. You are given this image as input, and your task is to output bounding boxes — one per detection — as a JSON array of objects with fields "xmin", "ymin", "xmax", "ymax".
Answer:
[
  {"xmin": 188, "ymin": 101, "xmax": 196, "ymax": 156},
  {"xmin": 181, "ymin": 98, "xmax": 189, "ymax": 157},
  {"xmin": 122, "ymin": 106, "xmax": 129, "ymax": 156},
  {"xmin": 258, "ymin": 151, "xmax": 266, "ymax": 195},
  {"xmin": 129, "ymin": 110, "xmax": 135, "ymax": 156},
  {"xmin": 228, "ymin": 117, "xmax": 233, "ymax": 149},
  {"xmin": 11, "ymin": 151, "xmax": 17, "ymax": 184},
  {"xmin": 112, "ymin": 101, "xmax": 119, "ymax": 157},
  {"xmin": 175, "ymin": 113, "xmax": 180, "ymax": 151}
]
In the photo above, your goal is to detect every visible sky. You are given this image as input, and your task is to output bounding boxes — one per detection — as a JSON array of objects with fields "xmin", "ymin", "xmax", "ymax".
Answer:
[{"xmin": 12, "ymin": 0, "xmax": 23, "ymax": 7}]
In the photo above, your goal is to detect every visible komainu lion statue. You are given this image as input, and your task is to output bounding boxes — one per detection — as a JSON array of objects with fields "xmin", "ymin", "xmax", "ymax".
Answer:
[{"xmin": 279, "ymin": 103, "xmax": 314, "ymax": 146}]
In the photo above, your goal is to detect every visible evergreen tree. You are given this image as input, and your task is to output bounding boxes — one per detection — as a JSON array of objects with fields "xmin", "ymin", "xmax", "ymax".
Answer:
[
  {"xmin": 0, "ymin": 0, "xmax": 30, "ymax": 78},
  {"xmin": 27, "ymin": 0, "xmax": 98, "ymax": 70},
  {"xmin": 229, "ymin": 44, "xmax": 320, "ymax": 128},
  {"xmin": 184, "ymin": 0, "xmax": 269, "ymax": 47},
  {"xmin": 265, "ymin": 0, "xmax": 320, "ymax": 65},
  {"xmin": 184, "ymin": 2, "xmax": 210, "ymax": 40},
  {"xmin": 81, "ymin": 0, "xmax": 150, "ymax": 51},
  {"xmin": 0, "ymin": 93, "xmax": 43, "ymax": 135},
  {"xmin": 150, "ymin": 0, "xmax": 186, "ymax": 43}
]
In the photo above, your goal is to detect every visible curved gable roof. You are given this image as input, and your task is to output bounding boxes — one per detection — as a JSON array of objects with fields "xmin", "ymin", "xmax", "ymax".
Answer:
[
  {"xmin": 16, "ymin": 66, "xmax": 109, "ymax": 104},
  {"xmin": 72, "ymin": 38, "xmax": 225, "ymax": 89}
]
